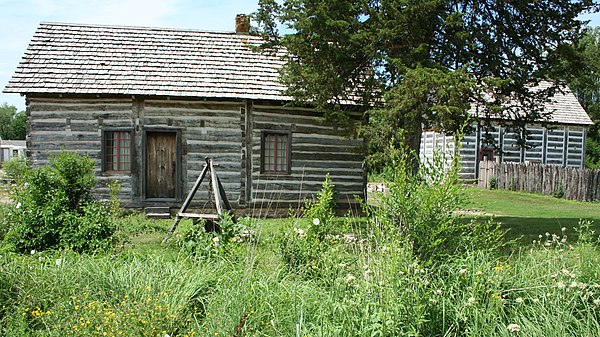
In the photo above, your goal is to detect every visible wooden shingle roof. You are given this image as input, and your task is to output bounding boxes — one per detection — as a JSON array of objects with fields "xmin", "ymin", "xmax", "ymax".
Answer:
[
  {"xmin": 469, "ymin": 82, "xmax": 593, "ymax": 126},
  {"xmin": 3, "ymin": 22, "xmax": 288, "ymax": 101}
]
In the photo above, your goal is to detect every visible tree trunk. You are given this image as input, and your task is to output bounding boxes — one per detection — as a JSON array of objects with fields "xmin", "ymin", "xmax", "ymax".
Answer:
[{"xmin": 405, "ymin": 121, "xmax": 423, "ymax": 175}]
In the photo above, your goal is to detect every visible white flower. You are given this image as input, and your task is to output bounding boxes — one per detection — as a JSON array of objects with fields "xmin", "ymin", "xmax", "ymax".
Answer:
[
  {"xmin": 312, "ymin": 218, "xmax": 320, "ymax": 226},
  {"xmin": 345, "ymin": 273, "xmax": 356, "ymax": 283},
  {"xmin": 459, "ymin": 268, "xmax": 468, "ymax": 275},
  {"xmin": 30, "ymin": 250, "xmax": 36, "ymax": 255},
  {"xmin": 15, "ymin": 202, "xmax": 21, "ymax": 209},
  {"xmin": 515, "ymin": 297, "xmax": 524, "ymax": 304},
  {"xmin": 212, "ymin": 236, "xmax": 220, "ymax": 243},
  {"xmin": 557, "ymin": 282, "xmax": 566, "ymax": 289},
  {"xmin": 507, "ymin": 323, "xmax": 521, "ymax": 333},
  {"xmin": 466, "ymin": 297, "xmax": 476, "ymax": 306},
  {"xmin": 561, "ymin": 227, "xmax": 567, "ymax": 233},
  {"xmin": 55, "ymin": 258, "xmax": 62, "ymax": 266}
]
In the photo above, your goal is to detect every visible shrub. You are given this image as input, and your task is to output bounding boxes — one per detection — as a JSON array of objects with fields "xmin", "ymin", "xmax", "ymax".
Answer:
[
  {"xmin": 2, "ymin": 156, "xmax": 27, "ymax": 183},
  {"xmin": 174, "ymin": 213, "xmax": 255, "ymax": 258},
  {"xmin": 302, "ymin": 173, "xmax": 336, "ymax": 239},
  {"xmin": 488, "ymin": 176, "xmax": 497, "ymax": 189},
  {"xmin": 553, "ymin": 185, "xmax": 565, "ymax": 199},
  {"xmin": 2, "ymin": 151, "xmax": 118, "ymax": 253},
  {"xmin": 377, "ymin": 147, "xmax": 508, "ymax": 265}
]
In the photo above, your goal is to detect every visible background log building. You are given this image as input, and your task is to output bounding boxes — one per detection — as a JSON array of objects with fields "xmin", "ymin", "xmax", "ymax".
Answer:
[
  {"xmin": 3, "ymin": 17, "xmax": 366, "ymax": 214},
  {"xmin": 420, "ymin": 84, "xmax": 593, "ymax": 180}
]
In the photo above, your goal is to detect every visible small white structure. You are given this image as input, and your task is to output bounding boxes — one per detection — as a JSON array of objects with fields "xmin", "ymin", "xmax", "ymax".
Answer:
[{"xmin": 0, "ymin": 140, "xmax": 26, "ymax": 163}]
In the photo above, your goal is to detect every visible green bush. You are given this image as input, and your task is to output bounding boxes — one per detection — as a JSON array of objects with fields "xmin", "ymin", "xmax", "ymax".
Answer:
[
  {"xmin": 2, "ymin": 156, "xmax": 28, "ymax": 183},
  {"xmin": 378, "ymin": 147, "xmax": 508, "ymax": 265},
  {"xmin": 302, "ymin": 173, "xmax": 337, "ymax": 239},
  {"xmin": 553, "ymin": 185, "xmax": 565, "ymax": 199},
  {"xmin": 174, "ymin": 213, "xmax": 255, "ymax": 258},
  {"xmin": 2, "ymin": 151, "xmax": 117, "ymax": 253},
  {"xmin": 488, "ymin": 176, "xmax": 497, "ymax": 189}
]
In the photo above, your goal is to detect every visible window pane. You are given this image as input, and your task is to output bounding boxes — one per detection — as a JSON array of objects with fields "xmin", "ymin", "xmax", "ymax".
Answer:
[
  {"xmin": 104, "ymin": 131, "xmax": 131, "ymax": 172},
  {"xmin": 263, "ymin": 133, "xmax": 289, "ymax": 173}
]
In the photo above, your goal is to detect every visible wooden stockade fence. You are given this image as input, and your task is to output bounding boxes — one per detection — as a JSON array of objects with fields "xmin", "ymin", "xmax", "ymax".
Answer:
[{"xmin": 478, "ymin": 161, "xmax": 600, "ymax": 202}]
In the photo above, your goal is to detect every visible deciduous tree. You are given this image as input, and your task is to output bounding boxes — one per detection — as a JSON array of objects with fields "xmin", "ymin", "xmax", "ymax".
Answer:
[
  {"xmin": 569, "ymin": 27, "xmax": 600, "ymax": 168},
  {"xmin": 0, "ymin": 103, "xmax": 26, "ymax": 140}
]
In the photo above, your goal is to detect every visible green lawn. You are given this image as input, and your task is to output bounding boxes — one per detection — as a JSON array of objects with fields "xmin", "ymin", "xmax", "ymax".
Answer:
[{"xmin": 463, "ymin": 187, "xmax": 600, "ymax": 244}]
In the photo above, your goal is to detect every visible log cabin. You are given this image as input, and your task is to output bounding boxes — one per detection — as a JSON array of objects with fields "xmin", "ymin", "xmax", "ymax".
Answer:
[
  {"xmin": 420, "ymin": 83, "xmax": 593, "ymax": 180},
  {"xmin": 3, "ymin": 16, "xmax": 366, "ymax": 215}
]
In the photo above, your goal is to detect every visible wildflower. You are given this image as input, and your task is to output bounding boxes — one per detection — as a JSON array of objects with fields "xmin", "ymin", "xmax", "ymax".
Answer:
[
  {"xmin": 466, "ymin": 297, "xmax": 476, "ymax": 306},
  {"xmin": 55, "ymin": 258, "xmax": 62, "ymax": 266},
  {"xmin": 492, "ymin": 294, "xmax": 504, "ymax": 303},
  {"xmin": 30, "ymin": 250, "xmax": 36, "ymax": 255},
  {"xmin": 515, "ymin": 297, "xmax": 524, "ymax": 304},
  {"xmin": 345, "ymin": 273, "xmax": 356, "ymax": 283},
  {"xmin": 562, "ymin": 227, "xmax": 567, "ymax": 233},
  {"xmin": 593, "ymin": 299, "xmax": 600, "ymax": 307},
  {"xmin": 38, "ymin": 256, "xmax": 43, "ymax": 262},
  {"xmin": 312, "ymin": 218, "xmax": 320, "ymax": 226},
  {"xmin": 434, "ymin": 289, "xmax": 443, "ymax": 296},
  {"xmin": 16, "ymin": 202, "xmax": 21, "ymax": 209},
  {"xmin": 429, "ymin": 298, "xmax": 438, "ymax": 305},
  {"xmin": 507, "ymin": 323, "xmax": 521, "ymax": 333},
  {"xmin": 557, "ymin": 282, "xmax": 566, "ymax": 289},
  {"xmin": 459, "ymin": 268, "xmax": 468, "ymax": 275},
  {"xmin": 293, "ymin": 228, "xmax": 306, "ymax": 238}
]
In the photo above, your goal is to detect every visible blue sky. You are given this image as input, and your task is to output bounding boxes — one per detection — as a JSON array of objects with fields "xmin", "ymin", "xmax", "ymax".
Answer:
[{"xmin": 1, "ymin": 1, "xmax": 599, "ymax": 112}]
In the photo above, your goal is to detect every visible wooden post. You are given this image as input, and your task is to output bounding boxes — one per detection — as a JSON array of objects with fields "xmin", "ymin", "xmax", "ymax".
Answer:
[{"xmin": 163, "ymin": 161, "xmax": 210, "ymax": 243}]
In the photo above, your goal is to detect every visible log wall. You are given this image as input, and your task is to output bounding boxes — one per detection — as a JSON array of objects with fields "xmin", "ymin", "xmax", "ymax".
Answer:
[
  {"xmin": 26, "ymin": 95, "xmax": 366, "ymax": 212},
  {"xmin": 27, "ymin": 97, "xmax": 135, "ymax": 201},
  {"xmin": 250, "ymin": 104, "xmax": 365, "ymax": 216},
  {"xmin": 422, "ymin": 123, "xmax": 588, "ymax": 180},
  {"xmin": 143, "ymin": 99, "xmax": 243, "ymax": 207}
]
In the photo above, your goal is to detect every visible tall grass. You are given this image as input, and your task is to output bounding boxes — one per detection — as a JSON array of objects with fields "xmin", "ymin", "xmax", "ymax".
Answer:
[{"xmin": 1, "ymin": 151, "xmax": 600, "ymax": 336}]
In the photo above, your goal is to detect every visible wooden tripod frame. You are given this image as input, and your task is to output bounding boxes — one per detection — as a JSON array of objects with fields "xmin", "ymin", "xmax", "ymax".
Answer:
[{"xmin": 163, "ymin": 157, "xmax": 233, "ymax": 243}]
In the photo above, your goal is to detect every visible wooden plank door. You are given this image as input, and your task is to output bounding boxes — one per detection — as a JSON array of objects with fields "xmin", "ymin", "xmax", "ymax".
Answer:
[{"xmin": 146, "ymin": 131, "xmax": 177, "ymax": 199}]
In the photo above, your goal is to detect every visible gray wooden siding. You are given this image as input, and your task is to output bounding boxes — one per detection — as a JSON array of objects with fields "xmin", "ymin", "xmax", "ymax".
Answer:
[
  {"xmin": 422, "ymin": 123, "xmax": 588, "ymax": 180},
  {"xmin": 27, "ymin": 97, "xmax": 135, "ymax": 200},
  {"xmin": 250, "ymin": 104, "xmax": 365, "ymax": 211},
  {"xmin": 26, "ymin": 96, "xmax": 366, "ymax": 211},
  {"xmin": 143, "ymin": 99, "xmax": 243, "ymax": 207}
]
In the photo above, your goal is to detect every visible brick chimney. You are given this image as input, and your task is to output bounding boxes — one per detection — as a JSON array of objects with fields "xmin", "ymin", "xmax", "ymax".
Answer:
[{"xmin": 235, "ymin": 14, "xmax": 250, "ymax": 35}]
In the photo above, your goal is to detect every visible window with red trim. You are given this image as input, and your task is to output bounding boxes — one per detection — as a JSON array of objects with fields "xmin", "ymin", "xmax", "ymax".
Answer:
[
  {"xmin": 261, "ymin": 132, "xmax": 290, "ymax": 174},
  {"xmin": 104, "ymin": 131, "xmax": 131, "ymax": 172}
]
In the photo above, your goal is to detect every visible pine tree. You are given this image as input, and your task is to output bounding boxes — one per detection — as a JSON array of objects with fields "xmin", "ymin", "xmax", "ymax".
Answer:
[{"xmin": 255, "ymin": 0, "xmax": 598, "ymax": 171}]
